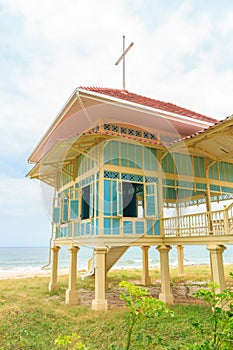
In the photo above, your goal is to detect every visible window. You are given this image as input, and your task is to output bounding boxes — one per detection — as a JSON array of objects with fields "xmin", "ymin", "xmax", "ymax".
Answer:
[
  {"xmin": 53, "ymin": 198, "xmax": 61, "ymax": 224},
  {"xmin": 145, "ymin": 183, "xmax": 157, "ymax": 217},
  {"xmin": 62, "ymin": 197, "xmax": 68, "ymax": 223},
  {"xmin": 122, "ymin": 182, "xmax": 144, "ymax": 218},
  {"xmin": 70, "ymin": 199, "xmax": 79, "ymax": 219},
  {"xmin": 81, "ymin": 185, "xmax": 91, "ymax": 220}
]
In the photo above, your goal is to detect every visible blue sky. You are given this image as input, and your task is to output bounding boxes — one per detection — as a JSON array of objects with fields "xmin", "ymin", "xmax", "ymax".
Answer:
[{"xmin": 1, "ymin": 0, "xmax": 233, "ymax": 246}]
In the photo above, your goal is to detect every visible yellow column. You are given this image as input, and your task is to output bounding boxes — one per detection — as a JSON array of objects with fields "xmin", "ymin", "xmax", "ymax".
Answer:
[
  {"xmin": 157, "ymin": 245, "xmax": 174, "ymax": 304},
  {"xmin": 92, "ymin": 247, "xmax": 108, "ymax": 311},
  {"xmin": 177, "ymin": 245, "xmax": 185, "ymax": 277},
  {"xmin": 207, "ymin": 244, "xmax": 226, "ymax": 292},
  {"xmin": 206, "ymin": 161, "xmax": 214, "ymax": 234},
  {"xmin": 157, "ymin": 152, "xmax": 165, "ymax": 237},
  {"xmin": 65, "ymin": 246, "xmax": 80, "ymax": 305},
  {"xmin": 48, "ymin": 246, "xmax": 60, "ymax": 291},
  {"xmin": 141, "ymin": 246, "xmax": 151, "ymax": 286}
]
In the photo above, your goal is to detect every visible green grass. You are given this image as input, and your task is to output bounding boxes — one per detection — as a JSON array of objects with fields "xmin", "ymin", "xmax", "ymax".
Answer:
[{"xmin": 0, "ymin": 266, "xmax": 232, "ymax": 349}]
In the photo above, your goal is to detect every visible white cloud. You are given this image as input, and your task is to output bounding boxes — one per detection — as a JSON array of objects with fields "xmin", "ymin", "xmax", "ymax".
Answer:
[
  {"xmin": 0, "ymin": 176, "xmax": 53, "ymax": 246},
  {"xmin": 0, "ymin": 176, "xmax": 48, "ymax": 216}
]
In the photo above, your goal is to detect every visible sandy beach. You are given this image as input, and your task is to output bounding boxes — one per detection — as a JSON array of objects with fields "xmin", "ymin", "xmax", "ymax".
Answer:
[{"xmin": 0, "ymin": 268, "xmax": 69, "ymax": 280}]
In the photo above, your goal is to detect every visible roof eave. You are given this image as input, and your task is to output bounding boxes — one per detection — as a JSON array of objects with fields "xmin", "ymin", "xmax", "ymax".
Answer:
[
  {"xmin": 78, "ymin": 88, "xmax": 214, "ymax": 129},
  {"xmin": 27, "ymin": 88, "xmax": 79, "ymax": 164}
]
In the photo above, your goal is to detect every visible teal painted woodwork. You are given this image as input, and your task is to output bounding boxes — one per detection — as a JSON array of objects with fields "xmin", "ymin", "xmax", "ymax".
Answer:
[
  {"xmin": 68, "ymin": 224, "xmax": 72, "ymax": 237},
  {"xmin": 146, "ymin": 220, "xmax": 153, "ymax": 235},
  {"xmin": 145, "ymin": 183, "xmax": 157, "ymax": 217},
  {"xmin": 112, "ymin": 140, "xmax": 119, "ymax": 165},
  {"xmin": 222, "ymin": 186, "xmax": 233, "ymax": 193},
  {"xmin": 104, "ymin": 180, "xmax": 118, "ymax": 216},
  {"xmin": 62, "ymin": 198, "xmax": 68, "ymax": 222},
  {"xmin": 112, "ymin": 218, "xmax": 120, "ymax": 234},
  {"xmin": 154, "ymin": 220, "xmax": 161, "ymax": 235},
  {"xmin": 103, "ymin": 140, "xmax": 157, "ymax": 171},
  {"xmin": 123, "ymin": 221, "xmax": 133, "ymax": 234},
  {"xmin": 104, "ymin": 218, "xmax": 111, "ymax": 235},
  {"xmin": 135, "ymin": 145, "xmax": 142, "ymax": 168},
  {"xmin": 81, "ymin": 222, "xmax": 85, "ymax": 235},
  {"xmin": 53, "ymin": 207, "xmax": 60, "ymax": 224},
  {"xmin": 135, "ymin": 221, "xmax": 144, "ymax": 234},
  {"xmin": 121, "ymin": 142, "xmax": 127, "ymax": 166},
  {"xmin": 146, "ymin": 220, "xmax": 160, "ymax": 235},
  {"xmin": 91, "ymin": 219, "xmax": 99, "ymax": 235},
  {"xmin": 144, "ymin": 147, "xmax": 150, "ymax": 170},
  {"xmin": 74, "ymin": 222, "xmax": 80, "ymax": 236},
  {"xmin": 86, "ymin": 221, "xmax": 90, "ymax": 235},
  {"xmin": 104, "ymin": 218, "xmax": 120, "ymax": 235},
  {"xmin": 208, "ymin": 161, "xmax": 233, "ymax": 182},
  {"xmin": 70, "ymin": 200, "xmax": 79, "ymax": 219}
]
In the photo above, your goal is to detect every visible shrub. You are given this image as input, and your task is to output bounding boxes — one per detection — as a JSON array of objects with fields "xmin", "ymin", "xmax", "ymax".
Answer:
[{"xmin": 118, "ymin": 281, "xmax": 173, "ymax": 350}]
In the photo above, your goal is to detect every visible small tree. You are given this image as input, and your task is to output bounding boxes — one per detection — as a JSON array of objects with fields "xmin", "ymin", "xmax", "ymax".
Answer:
[
  {"xmin": 119, "ymin": 281, "xmax": 173, "ymax": 350},
  {"xmin": 190, "ymin": 280, "xmax": 233, "ymax": 349}
]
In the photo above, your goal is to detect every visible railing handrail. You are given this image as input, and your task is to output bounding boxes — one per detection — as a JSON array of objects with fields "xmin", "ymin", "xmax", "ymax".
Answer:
[{"xmin": 162, "ymin": 208, "xmax": 225, "ymax": 222}]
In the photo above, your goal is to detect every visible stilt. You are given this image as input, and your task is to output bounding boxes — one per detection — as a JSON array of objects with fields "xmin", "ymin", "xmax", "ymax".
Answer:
[
  {"xmin": 207, "ymin": 244, "xmax": 226, "ymax": 292},
  {"xmin": 105, "ymin": 253, "xmax": 109, "ymax": 289},
  {"xmin": 65, "ymin": 246, "xmax": 80, "ymax": 305},
  {"xmin": 141, "ymin": 246, "xmax": 151, "ymax": 286},
  {"xmin": 92, "ymin": 247, "xmax": 108, "ymax": 311},
  {"xmin": 48, "ymin": 246, "xmax": 60, "ymax": 292},
  {"xmin": 177, "ymin": 245, "xmax": 185, "ymax": 277},
  {"xmin": 156, "ymin": 245, "xmax": 174, "ymax": 304}
]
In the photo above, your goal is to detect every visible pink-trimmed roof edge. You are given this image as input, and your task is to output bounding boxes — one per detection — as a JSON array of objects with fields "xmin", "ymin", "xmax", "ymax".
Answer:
[{"xmin": 79, "ymin": 87, "xmax": 217, "ymax": 124}]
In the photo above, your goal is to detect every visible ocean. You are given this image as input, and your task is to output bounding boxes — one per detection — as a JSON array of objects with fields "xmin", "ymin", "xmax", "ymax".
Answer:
[{"xmin": 0, "ymin": 245, "xmax": 233, "ymax": 275}]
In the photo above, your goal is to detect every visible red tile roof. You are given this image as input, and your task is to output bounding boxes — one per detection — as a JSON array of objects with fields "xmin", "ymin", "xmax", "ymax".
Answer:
[{"xmin": 80, "ymin": 87, "xmax": 217, "ymax": 124}]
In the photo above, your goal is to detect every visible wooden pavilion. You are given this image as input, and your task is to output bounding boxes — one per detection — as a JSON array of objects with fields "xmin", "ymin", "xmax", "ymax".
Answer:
[{"xmin": 27, "ymin": 87, "xmax": 233, "ymax": 310}]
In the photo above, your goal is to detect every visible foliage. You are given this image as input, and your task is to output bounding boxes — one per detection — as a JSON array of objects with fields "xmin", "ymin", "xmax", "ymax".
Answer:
[
  {"xmin": 1, "ymin": 271, "xmax": 233, "ymax": 349},
  {"xmin": 55, "ymin": 333, "xmax": 90, "ymax": 349},
  {"xmin": 188, "ymin": 279, "xmax": 233, "ymax": 349},
  {"xmin": 118, "ymin": 281, "xmax": 173, "ymax": 349}
]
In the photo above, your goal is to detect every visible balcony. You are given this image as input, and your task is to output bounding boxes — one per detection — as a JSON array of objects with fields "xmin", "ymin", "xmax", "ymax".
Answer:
[{"xmin": 162, "ymin": 202, "xmax": 233, "ymax": 237}]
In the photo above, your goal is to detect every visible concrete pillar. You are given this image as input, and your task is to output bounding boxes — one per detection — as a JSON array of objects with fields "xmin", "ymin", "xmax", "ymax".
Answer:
[
  {"xmin": 177, "ymin": 245, "xmax": 185, "ymax": 277},
  {"xmin": 92, "ymin": 247, "xmax": 108, "ymax": 311},
  {"xmin": 156, "ymin": 245, "xmax": 174, "ymax": 304},
  {"xmin": 207, "ymin": 244, "xmax": 226, "ymax": 292},
  {"xmin": 48, "ymin": 246, "xmax": 60, "ymax": 291},
  {"xmin": 141, "ymin": 246, "xmax": 151, "ymax": 286},
  {"xmin": 65, "ymin": 246, "xmax": 80, "ymax": 305},
  {"xmin": 105, "ymin": 253, "xmax": 109, "ymax": 289}
]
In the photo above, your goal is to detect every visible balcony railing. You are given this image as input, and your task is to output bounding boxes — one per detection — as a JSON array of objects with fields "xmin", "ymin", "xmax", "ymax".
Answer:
[
  {"xmin": 162, "ymin": 202, "xmax": 233, "ymax": 237},
  {"xmin": 54, "ymin": 202, "xmax": 233, "ymax": 240}
]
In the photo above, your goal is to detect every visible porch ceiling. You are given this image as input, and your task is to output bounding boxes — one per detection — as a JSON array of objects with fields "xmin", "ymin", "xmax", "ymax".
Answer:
[
  {"xmin": 171, "ymin": 115, "xmax": 233, "ymax": 162},
  {"xmin": 27, "ymin": 133, "xmax": 108, "ymax": 185}
]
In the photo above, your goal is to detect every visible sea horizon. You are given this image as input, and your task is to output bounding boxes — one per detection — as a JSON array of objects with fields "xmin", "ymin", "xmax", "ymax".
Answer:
[{"xmin": 1, "ymin": 245, "xmax": 233, "ymax": 275}]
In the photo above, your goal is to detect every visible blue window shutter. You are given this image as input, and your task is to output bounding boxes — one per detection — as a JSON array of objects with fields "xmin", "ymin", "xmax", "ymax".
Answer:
[
  {"xmin": 117, "ymin": 181, "xmax": 123, "ymax": 216},
  {"xmin": 104, "ymin": 180, "xmax": 111, "ymax": 215},
  {"xmin": 89, "ymin": 183, "xmax": 93, "ymax": 217},
  {"xmin": 145, "ymin": 183, "xmax": 157, "ymax": 217},
  {"xmin": 53, "ymin": 207, "xmax": 60, "ymax": 223},
  {"xmin": 62, "ymin": 198, "xmax": 68, "ymax": 222},
  {"xmin": 112, "ymin": 180, "xmax": 117, "ymax": 216},
  {"xmin": 70, "ymin": 199, "xmax": 79, "ymax": 219},
  {"xmin": 146, "ymin": 196, "xmax": 155, "ymax": 216}
]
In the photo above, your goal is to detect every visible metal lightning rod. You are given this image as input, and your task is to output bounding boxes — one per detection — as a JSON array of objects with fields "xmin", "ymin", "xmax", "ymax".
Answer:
[{"xmin": 115, "ymin": 35, "xmax": 134, "ymax": 90}]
